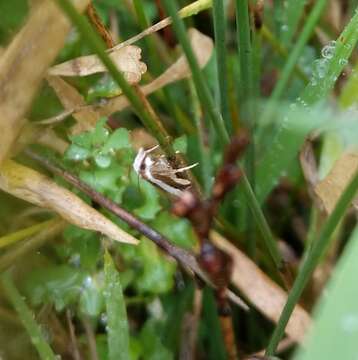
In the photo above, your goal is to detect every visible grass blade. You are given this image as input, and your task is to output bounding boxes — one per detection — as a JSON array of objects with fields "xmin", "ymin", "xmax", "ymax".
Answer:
[
  {"xmin": 1, "ymin": 272, "xmax": 57, "ymax": 360},
  {"xmin": 0, "ymin": 219, "xmax": 55, "ymax": 249},
  {"xmin": 294, "ymin": 225, "xmax": 358, "ymax": 360},
  {"xmin": 266, "ymin": 168, "xmax": 358, "ymax": 355},
  {"xmin": 258, "ymin": 0, "xmax": 327, "ymax": 129},
  {"xmin": 256, "ymin": 7, "xmax": 358, "ymax": 203},
  {"xmin": 235, "ymin": 0, "xmax": 254, "ymax": 121},
  {"xmin": 161, "ymin": 0, "xmax": 229, "ymax": 145},
  {"xmin": 282, "ymin": 0, "xmax": 308, "ymax": 46},
  {"xmin": 213, "ymin": 0, "xmax": 231, "ymax": 134},
  {"xmin": 104, "ymin": 251, "xmax": 130, "ymax": 360}
]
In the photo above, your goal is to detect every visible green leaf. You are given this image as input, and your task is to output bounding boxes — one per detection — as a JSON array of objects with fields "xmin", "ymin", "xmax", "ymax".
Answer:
[
  {"xmin": 64, "ymin": 143, "xmax": 91, "ymax": 161},
  {"xmin": 294, "ymin": 226, "xmax": 358, "ymax": 360},
  {"xmin": 152, "ymin": 212, "xmax": 197, "ymax": 249},
  {"xmin": 102, "ymin": 128, "xmax": 131, "ymax": 153},
  {"xmin": 135, "ymin": 238, "xmax": 176, "ymax": 295},
  {"xmin": 61, "ymin": 225, "xmax": 101, "ymax": 270},
  {"xmin": 79, "ymin": 274, "xmax": 105, "ymax": 317},
  {"xmin": 23, "ymin": 265, "xmax": 86, "ymax": 311},
  {"xmin": 139, "ymin": 319, "xmax": 173, "ymax": 360},
  {"xmin": 104, "ymin": 251, "xmax": 130, "ymax": 360},
  {"xmin": 133, "ymin": 178, "xmax": 161, "ymax": 221}
]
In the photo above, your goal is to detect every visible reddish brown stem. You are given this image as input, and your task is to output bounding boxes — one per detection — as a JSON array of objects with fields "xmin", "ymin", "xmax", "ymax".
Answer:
[{"xmin": 86, "ymin": 3, "xmax": 114, "ymax": 48}]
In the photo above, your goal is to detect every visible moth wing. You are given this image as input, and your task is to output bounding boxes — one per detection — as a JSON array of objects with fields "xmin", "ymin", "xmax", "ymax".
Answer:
[{"xmin": 150, "ymin": 158, "xmax": 191, "ymax": 189}]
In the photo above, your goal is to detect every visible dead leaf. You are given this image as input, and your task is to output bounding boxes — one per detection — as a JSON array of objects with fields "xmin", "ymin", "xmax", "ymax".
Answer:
[
  {"xmin": 0, "ymin": 160, "xmax": 138, "ymax": 245},
  {"xmin": 47, "ymin": 75, "xmax": 99, "ymax": 133},
  {"xmin": 0, "ymin": 0, "xmax": 90, "ymax": 165},
  {"xmin": 109, "ymin": 0, "xmax": 212, "ymax": 52},
  {"xmin": 211, "ymin": 231, "xmax": 312, "ymax": 343},
  {"xmin": 48, "ymin": 45, "xmax": 147, "ymax": 84},
  {"xmin": 314, "ymin": 152, "xmax": 358, "ymax": 214},
  {"xmin": 78, "ymin": 28, "xmax": 213, "ymax": 118},
  {"xmin": 14, "ymin": 124, "xmax": 69, "ymax": 155}
]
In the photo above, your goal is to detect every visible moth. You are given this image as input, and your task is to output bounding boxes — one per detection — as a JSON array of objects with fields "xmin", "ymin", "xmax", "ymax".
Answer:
[{"xmin": 133, "ymin": 145, "xmax": 198, "ymax": 196}]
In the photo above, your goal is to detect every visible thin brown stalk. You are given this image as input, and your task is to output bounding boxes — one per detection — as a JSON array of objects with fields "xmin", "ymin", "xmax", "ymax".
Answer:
[
  {"xmin": 82, "ymin": 317, "xmax": 99, "ymax": 360},
  {"xmin": 86, "ymin": 3, "xmax": 114, "ymax": 48},
  {"xmin": 66, "ymin": 310, "xmax": 82, "ymax": 360}
]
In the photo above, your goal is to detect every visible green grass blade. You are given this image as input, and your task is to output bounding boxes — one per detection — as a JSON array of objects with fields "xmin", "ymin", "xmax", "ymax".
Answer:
[
  {"xmin": 1, "ymin": 272, "xmax": 57, "ymax": 360},
  {"xmin": 261, "ymin": 25, "xmax": 310, "ymax": 83},
  {"xmin": 161, "ymin": 0, "xmax": 229, "ymax": 145},
  {"xmin": 294, "ymin": 225, "xmax": 358, "ymax": 360},
  {"xmin": 0, "ymin": 219, "xmax": 55, "ymax": 249},
  {"xmin": 259, "ymin": 0, "xmax": 327, "ymax": 128},
  {"xmin": 235, "ymin": 0, "xmax": 254, "ymax": 120},
  {"xmin": 282, "ymin": 0, "xmax": 308, "ymax": 46},
  {"xmin": 241, "ymin": 174, "xmax": 282, "ymax": 269},
  {"xmin": 54, "ymin": 0, "xmax": 175, "ymax": 156},
  {"xmin": 256, "ymin": 8, "xmax": 358, "ymax": 203},
  {"xmin": 104, "ymin": 251, "xmax": 130, "ymax": 360},
  {"xmin": 213, "ymin": 0, "xmax": 232, "ymax": 134},
  {"xmin": 266, "ymin": 168, "xmax": 358, "ymax": 355}
]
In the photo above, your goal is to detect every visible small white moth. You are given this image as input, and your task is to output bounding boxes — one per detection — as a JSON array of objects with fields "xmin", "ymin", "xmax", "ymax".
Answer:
[{"xmin": 133, "ymin": 145, "xmax": 198, "ymax": 196}]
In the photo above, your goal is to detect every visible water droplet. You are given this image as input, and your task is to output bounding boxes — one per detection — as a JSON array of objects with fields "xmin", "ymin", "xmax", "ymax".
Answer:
[
  {"xmin": 83, "ymin": 276, "xmax": 93, "ymax": 288},
  {"xmin": 339, "ymin": 58, "xmax": 348, "ymax": 66},
  {"xmin": 100, "ymin": 313, "xmax": 108, "ymax": 326},
  {"xmin": 312, "ymin": 59, "xmax": 328, "ymax": 79},
  {"xmin": 321, "ymin": 41, "xmax": 336, "ymax": 59},
  {"xmin": 94, "ymin": 153, "xmax": 111, "ymax": 168}
]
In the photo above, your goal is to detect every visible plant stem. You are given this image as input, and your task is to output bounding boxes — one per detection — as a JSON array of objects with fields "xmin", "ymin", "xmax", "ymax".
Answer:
[
  {"xmin": 266, "ymin": 169, "xmax": 358, "ymax": 355},
  {"xmin": 55, "ymin": 0, "xmax": 175, "ymax": 156},
  {"xmin": 213, "ymin": 0, "xmax": 232, "ymax": 134},
  {"xmin": 1, "ymin": 272, "xmax": 57, "ymax": 359},
  {"xmin": 162, "ymin": 0, "xmax": 229, "ymax": 146}
]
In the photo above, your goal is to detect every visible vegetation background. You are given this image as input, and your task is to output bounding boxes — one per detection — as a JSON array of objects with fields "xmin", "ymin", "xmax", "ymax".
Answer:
[{"xmin": 0, "ymin": 0, "xmax": 358, "ymax": 359}]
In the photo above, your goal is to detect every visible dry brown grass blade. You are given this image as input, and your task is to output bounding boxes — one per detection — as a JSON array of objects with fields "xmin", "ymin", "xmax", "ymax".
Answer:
[
  {"xmin": 14, "ymin": 124, "xmax": 69, "ymax": 156},
  {"xmin": 314, "ymin": 152, "xmax": 358, "ymax": 214},
  {"xmin": 0, "ymin": 160, "xmax": 138, "ymax": 245},
  {"xmin": 48, "ymin": 45, "xmax": 147, "ymax": 83},
  {"xmin": 211, "ymin": 231, "xmax": 312, "ymax": 343},
  {"xmin": 0, "ymin": 0, "xmax": 90, "ymax": 165},
  {"xmin": 47, "ymin": 75, "xmax": 100, "ymax": 134},
  {"xmin": 78, "ymin": 28, "xmax": 213, "ymax": 118}
]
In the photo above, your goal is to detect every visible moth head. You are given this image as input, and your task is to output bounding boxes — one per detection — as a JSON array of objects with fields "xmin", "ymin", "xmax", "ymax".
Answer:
[{"xmin": 133, "ymin": 148, "xmax": 146, "ymax": 174}]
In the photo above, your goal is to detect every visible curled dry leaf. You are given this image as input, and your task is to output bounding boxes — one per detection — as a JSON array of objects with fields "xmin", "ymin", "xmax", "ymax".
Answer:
[
  {"xmin": 77, "ymin": 28, "xmax": 214, "ymax": 118},
  {"xmin": 48, "ymin": 45, "xmax": 147, "ymax": 84},
  {"xmin": 211, "ymin": 231, "xmax": 312, "ymax": 343},
  {"xmin": 0, "ymin": 0, "xmax": 90, "ymax": 165},
  {"xmin": 47, "ymin": 75, "xmax": 99, "ymax": 134},
  {"xmin": 0, "ymin": 160, "xmax": 138, "ymax": 245},
  {"xmin": 314, "ymin": 152, "xmax": 358, "ymax": 214}
]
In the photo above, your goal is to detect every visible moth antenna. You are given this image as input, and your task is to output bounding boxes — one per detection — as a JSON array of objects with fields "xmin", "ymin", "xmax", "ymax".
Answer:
[
  {"xmin": 145, "ymin": 144, "xmax": 160, "ymax": 154},
  {"xmin": 173, "ymin": 162, "xmax": 198, "ymax": 173}
]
